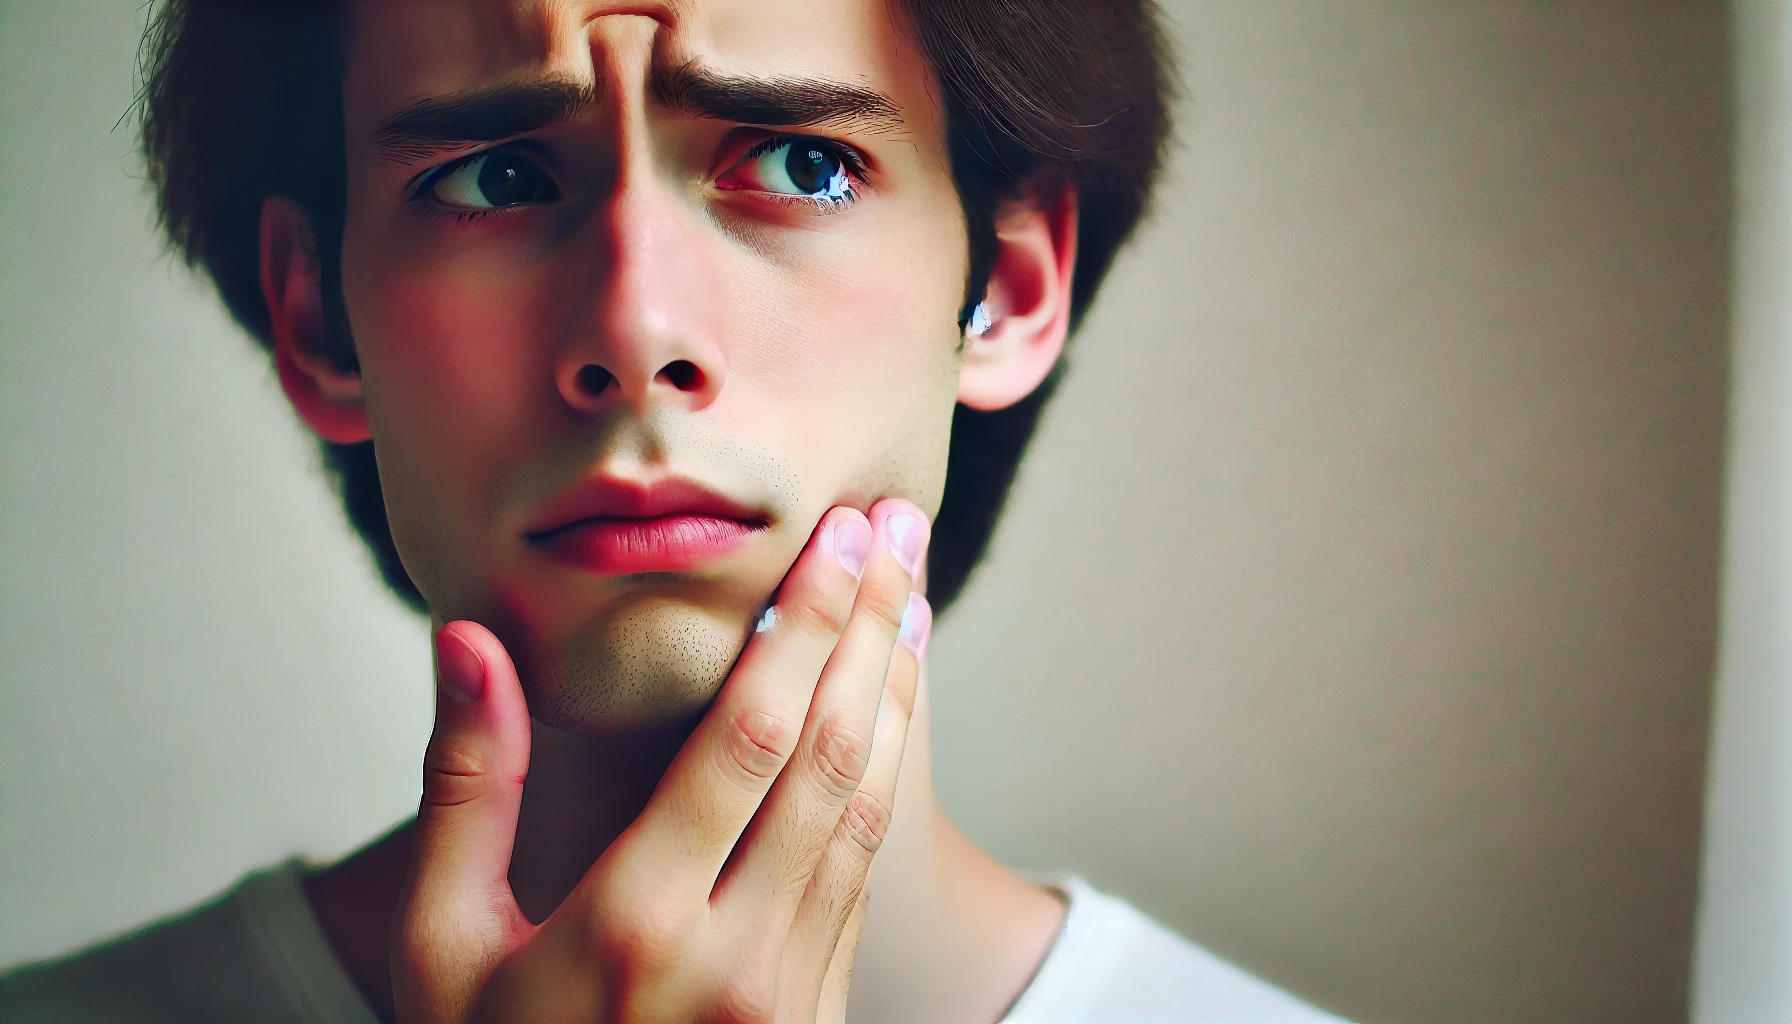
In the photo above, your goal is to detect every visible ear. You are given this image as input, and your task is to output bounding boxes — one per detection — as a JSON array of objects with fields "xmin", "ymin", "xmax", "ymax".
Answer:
[
  {"xmin": 955, "ymin": 182, "xmax": 1078, "ymax": 412},
  {"xmin": 261, "ymin": 196, "xmax": 370, "ymax": 444}
]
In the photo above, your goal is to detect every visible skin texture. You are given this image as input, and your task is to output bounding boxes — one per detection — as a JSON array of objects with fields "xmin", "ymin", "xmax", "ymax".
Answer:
[
  {"xmin": 268, "ymin": 0, "xmax": 1082, "ymax": 1020},
  {"xmin": 339, "ymin": 0, "xmax": 963, "ymax": 733}
]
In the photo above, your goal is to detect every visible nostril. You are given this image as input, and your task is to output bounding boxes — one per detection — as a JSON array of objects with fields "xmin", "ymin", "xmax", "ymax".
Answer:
[
  {"xmin": 658, "ymin": 359, "xmax": 703, "ymax": 392},
  {"xmin": 575, "ymin": 364, "xmax": 615, "ymax": 397}
]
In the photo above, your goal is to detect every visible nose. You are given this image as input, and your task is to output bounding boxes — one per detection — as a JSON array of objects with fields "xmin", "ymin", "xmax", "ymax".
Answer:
[{"xmin": 555, "ymin": 163, "xmax": 727, "ymax": 417}]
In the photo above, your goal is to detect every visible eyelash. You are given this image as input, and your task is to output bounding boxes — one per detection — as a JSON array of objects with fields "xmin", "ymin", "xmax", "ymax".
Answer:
[
  {"xmin": 430, "ymin": 207, "xmax": 505, "ymax": 227},
  {"xmin": 745, "ymin": 135, "xmax": 869, "ymax": 179}
]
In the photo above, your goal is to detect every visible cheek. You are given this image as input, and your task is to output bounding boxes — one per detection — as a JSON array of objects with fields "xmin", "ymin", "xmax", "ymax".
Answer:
[
  {"xmin": 727, "ymin": 218, "xmax": 965, "ymax": 514},
  {"xmin": 351, "ymin": 265, "xmax": 549, "ymax": 415},
  {"xmin": 339, "ymin": 234, "xmax": 563, "ymax": 596}
]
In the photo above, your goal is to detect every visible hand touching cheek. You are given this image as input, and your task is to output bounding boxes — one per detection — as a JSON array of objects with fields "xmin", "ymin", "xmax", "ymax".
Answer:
[{"xmin": 392, "ymin": 500, "xmax": 933, "ymax": 1024}]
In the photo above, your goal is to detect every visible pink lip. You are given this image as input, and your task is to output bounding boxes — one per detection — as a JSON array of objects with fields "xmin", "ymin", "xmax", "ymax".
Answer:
[
  {"xmin": 538, "ymin": 514, "xmax": 761, "ymax": 575},
  {"xmin": 525, "ymin": 477, "xmax": 769, "ymax": 576}
]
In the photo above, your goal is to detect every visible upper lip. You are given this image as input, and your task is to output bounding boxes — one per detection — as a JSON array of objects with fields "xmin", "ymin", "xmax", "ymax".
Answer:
[{"xmin": 524, "ymin": 474, "xmax": 769, "ymax": 540}]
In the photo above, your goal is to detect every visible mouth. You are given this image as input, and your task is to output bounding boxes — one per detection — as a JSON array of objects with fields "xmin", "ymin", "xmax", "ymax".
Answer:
[{"xmin": 524, "ymin": 476, "xmax": 771, "ymax": 576}]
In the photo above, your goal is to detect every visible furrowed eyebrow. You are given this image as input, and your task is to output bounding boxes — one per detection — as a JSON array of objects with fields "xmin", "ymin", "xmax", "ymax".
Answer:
[
  {"xmin": 372, "ymin": 79, "xmax": 595, "ymax": 165},
  {"xmin": 651, "ymin": 60, "xmax": 905, "ymax": 135}
]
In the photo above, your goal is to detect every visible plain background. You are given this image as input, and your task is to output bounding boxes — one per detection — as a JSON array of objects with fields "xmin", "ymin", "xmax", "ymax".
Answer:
[
  {"xmin": 0, "ymin": 3, "xmax": 1731, "ymax": 1023},
  {"xmin": 1692, "ymin": 1, "xmax": 1792, "ymax": 1020}
]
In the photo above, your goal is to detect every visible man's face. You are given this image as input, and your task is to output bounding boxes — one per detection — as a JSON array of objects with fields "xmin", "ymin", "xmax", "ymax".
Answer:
[{"xmin": 333, "ymin": 0, "xmax": 968, "ymax": 732}]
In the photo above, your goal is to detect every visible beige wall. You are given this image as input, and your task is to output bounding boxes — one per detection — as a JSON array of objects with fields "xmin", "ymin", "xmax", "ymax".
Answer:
[
  {"xmin": 0, "ymin": 3, "xmax": 1729, "ymax": 1022},
  {"xmin": 1693, "ymin": 2, "xmax": 1792, "ymax": 1021}
]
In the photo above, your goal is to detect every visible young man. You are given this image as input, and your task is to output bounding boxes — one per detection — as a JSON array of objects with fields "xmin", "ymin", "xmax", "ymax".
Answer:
[{"xmin": 2, "ymin": 1, "xmax": 1345, "ymax": 1021}]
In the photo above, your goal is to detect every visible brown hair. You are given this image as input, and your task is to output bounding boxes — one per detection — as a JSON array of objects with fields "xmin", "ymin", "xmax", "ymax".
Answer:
[{"xmin": 140, "ymin": 0, "xmax": 1175, "ymax": 614}]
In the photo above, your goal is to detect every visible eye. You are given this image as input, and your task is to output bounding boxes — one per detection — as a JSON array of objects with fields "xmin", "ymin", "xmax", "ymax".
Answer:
[
  {"xmin": 423, "ymin": 149, "xmax": 560, "ymax": 210},
  {"xmin": 718, "ymin": 136, "xmax": 861, "ymax": 209}
]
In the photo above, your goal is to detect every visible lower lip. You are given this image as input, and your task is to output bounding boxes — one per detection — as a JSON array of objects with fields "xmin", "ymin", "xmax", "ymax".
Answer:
[{"xmin": 534, "ymin": 514, "xmax": 763, "ymax": 575}]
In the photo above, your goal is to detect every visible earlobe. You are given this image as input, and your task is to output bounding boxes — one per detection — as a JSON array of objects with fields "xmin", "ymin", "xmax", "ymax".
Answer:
[
  {"xmin": 955, "ymin": 184, "xmax": 1078, "ymax": 413},
  {"xmin": 260, "ymin": 196, "xmax": 370, "ymax": 444}
]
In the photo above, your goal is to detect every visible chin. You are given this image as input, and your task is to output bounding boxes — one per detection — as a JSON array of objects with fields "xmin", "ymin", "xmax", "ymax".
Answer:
[{"xmin": 514, "ymin": 593, "xmax": 752, "ymax": 736}]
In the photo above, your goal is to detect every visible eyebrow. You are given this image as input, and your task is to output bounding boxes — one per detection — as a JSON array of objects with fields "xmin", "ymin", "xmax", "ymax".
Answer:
[
  {"xmin": 372, "ymin": 79, "xmax": 595, "ymax": 165},
  {"xmin": 370, "ymin": 62, "xmax": 905, "ymax": 167},
  {"xmin": 652, "ymin": 60, "xmax": 905, "ymax": 135}
]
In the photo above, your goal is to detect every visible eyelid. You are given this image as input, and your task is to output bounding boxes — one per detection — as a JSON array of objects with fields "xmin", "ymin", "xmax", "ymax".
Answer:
[
  {"xmin": 714, "ymin": 130, "xmax": 871, "ymax": 183},
  {"xmin": 406, "ymin": 150, "xmax": 477, "ymax": 202},
  {"xmin": 405, "ymin": 140, "xmax": 558, "ymax": 203}
]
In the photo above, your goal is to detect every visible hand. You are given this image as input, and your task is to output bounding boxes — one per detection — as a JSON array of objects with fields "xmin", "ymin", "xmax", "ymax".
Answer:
[{"xmin": 390, "ymin": 500, "xmax": 933, "ymax": 1024}]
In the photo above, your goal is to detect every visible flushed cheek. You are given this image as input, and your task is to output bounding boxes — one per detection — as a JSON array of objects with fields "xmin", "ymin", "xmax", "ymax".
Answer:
[
  {"xmin": 728, "ymin": 312, "xmax": 956, "ymax": 523},
  {"xmin": 353, "ymin": 236, "xmax": 565, "ymax": 437},
  {"xmin": 740, "ymin": 255, "xmax": 957, "ymax": 496},
  {"xmin": 343, "ymin": 259, "xmax": 559, "ymax": 600},
  {"xmin": 735, "ymin": 224, "xmax": 960, "ymax": 397}
]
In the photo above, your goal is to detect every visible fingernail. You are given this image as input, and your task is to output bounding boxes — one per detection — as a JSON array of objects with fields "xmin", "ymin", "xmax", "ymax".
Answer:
[
  {"xmin": 898, "ymin": 592, "xmax": 933, "ymax": 657},
  {"xmin": 835, "ymin": 516, "xmax": 872, "ymax": 579},
  {"xmin": 435, "ymin": 627, "xmax": 485, "ymax": 703},
  {"xmin": 886, "ymin": 513, "xmax": 928, "ymax": 577}
]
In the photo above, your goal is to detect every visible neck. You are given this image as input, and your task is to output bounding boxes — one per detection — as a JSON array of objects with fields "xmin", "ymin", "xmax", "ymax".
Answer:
[
  {"xmin": 305, "ymin": 660, "xmax": 1065, "ymax": 1024},
  {"xmin": 507, "ymin": 717, "xmax": 689, "ymax": 921}
]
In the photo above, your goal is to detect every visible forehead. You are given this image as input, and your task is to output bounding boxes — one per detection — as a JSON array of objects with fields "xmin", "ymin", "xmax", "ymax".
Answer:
[{"xmin": 343, "ymin": 0, "xmax": 928, "ymax": 125}]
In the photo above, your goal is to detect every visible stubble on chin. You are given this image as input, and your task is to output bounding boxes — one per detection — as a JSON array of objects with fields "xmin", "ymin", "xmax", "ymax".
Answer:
[{"xmin": 522, "ymin": 597, "xmax": 745, "ymax": 735}]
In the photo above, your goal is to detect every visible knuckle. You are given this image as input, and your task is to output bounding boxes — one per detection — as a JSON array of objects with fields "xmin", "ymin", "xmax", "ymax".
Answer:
[
  {"xmin": 881, "ymin": 662, "xmax": 919, "ymax": 720},
  {"xmin": 838, "ymin": 790, "xmax": 893, "ymax": 856},
  {"xmin": 809, "ymin": 718, "xmax": 872, "ymax": 799},
  {"xmin": 781, "ymin": 589, "xmax": 853, "ymax": 643},
  {"xmin": 419, "ymin": 736, "xmax": 505, "ymax": 809},
  {"xmin": 855, "ymin": 582, "xmax": 909, "ymax": 635},
  {"xmin": 590, "ymin": 896, "xmax": 687, "ymax": 970},
  {"xmin": 720, "ymin": 708, "xmax": 797, "ymax": 784},
  {"xmin": 714, "ymin": 975, "xmax": 778, "ymax": 1024}
]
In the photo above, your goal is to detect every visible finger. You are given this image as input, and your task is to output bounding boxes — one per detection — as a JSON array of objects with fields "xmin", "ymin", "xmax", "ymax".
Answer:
[
  {"xmin": 781, "ymin": 595, "xmax": 927, "ymax": 1014},
  {"xmin": 714, "ymin": 501, "xmax": 928, "ymax": 923},
  {"xmin": 814, "ymin": 889, "xmax": 869, "ymax": 1024},
  {"xmin": 391, "ymin": 621, "xmax": 534, "ymax": 1022},
  {"xmin": 606, "ymin": 506, "xmax": 873, "ymax": 900}
]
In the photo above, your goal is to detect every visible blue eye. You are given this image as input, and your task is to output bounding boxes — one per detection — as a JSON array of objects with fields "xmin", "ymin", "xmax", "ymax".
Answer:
[
  {"xmin": 424, "ymin": 149, "xmax": 560, "ymax": 210},
  {"xmin": 723, "ymin": 136, "xmax": 860, "ymax": 209}
]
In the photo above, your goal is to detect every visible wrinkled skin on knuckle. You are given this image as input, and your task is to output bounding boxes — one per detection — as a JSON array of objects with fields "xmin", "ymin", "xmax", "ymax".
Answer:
[
  {"xmin": 782, "ymin": 588, "xmax": 853, "ymax": 645},
  {"xmin": 810, "ymin": 719, "xmax": 872, "ymax": 800},
  {"xmin": 720, "ymin": 708, "xmax": 797, "ymax": 785},
  {"xmin": 882, "ymin": 665, "xmax": 919, "ymax": 721},
  {"xmin": 420, "ymin": 737, "xmax": 503, "ymax": 808},
  {"xmin": 856, "ymin": 579, "xmax": 910, "ymax": 636},
  {"xmin": 839, "ymin": 790, "xmax": 892, "ymax": 856}
]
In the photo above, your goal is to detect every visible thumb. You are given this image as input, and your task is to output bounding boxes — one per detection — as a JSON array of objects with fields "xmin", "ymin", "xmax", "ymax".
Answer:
[{"xmin": 393, "ymin": 620, "xmax": 533, "ymax": 1020}]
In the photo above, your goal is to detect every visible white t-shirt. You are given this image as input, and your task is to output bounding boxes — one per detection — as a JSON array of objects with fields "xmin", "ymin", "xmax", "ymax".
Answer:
[{"xmin": 0, "ymin": 864, "xmax": 1348, "ymax": 1023}]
